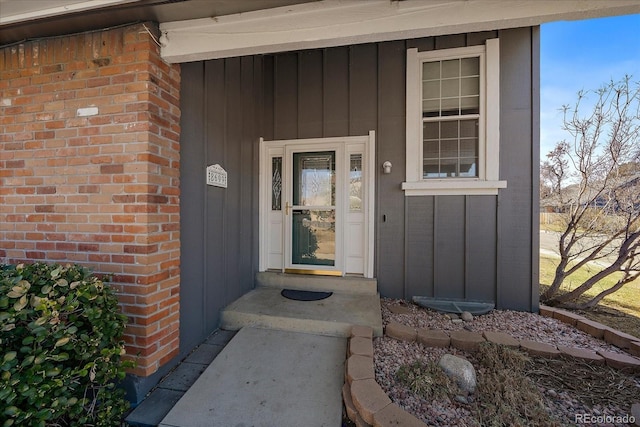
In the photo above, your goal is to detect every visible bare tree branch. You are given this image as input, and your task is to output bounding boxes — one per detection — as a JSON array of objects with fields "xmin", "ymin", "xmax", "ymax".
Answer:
[{"xmin": 540, "ymin": 77, "xmax": 640, "ymax": 307}]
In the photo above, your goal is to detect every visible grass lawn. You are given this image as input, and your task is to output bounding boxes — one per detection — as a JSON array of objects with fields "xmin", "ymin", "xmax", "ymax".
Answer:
[{"xmin": 539, "ymin": 253, "xmax": 640, "ymax": 337}]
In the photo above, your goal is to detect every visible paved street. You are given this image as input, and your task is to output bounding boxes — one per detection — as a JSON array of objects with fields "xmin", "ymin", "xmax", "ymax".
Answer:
[
  {"xmin": 540, "ymin": 230, "xmax": 561, "ymax": 257},
  {"xmin": 539, "ymin": 230, "xmax": 620, "ymax": 267}
]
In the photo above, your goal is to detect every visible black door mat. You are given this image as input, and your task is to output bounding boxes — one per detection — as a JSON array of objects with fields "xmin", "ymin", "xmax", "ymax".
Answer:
[{"xmin": 281, "ymin": 289, "xmax": 333, "ymax": 301}]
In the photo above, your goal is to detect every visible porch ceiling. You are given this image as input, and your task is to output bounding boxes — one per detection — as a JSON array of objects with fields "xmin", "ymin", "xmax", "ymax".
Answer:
[
  {"xmin": 158, "ymin": 0, "xmax": 640, "ymax": 63},
  {"xmin": 2, "ymin": 1, "xmax": 639, "ymax": 59}
]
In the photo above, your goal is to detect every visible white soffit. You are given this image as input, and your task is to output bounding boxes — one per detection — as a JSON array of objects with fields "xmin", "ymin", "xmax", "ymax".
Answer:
[
  {"xmin": 0, "ymin": 0, "xmax": 140, "ymax": 25},
  {"xmin": 160, "ymin": 0, "xmax": 640, "ymax": 63}
]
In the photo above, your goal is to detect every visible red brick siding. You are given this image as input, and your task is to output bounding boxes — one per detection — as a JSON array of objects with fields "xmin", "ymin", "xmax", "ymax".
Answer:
[{"xmin": 0, "ymin": 23, "xmax": 181, "ymax": 377}]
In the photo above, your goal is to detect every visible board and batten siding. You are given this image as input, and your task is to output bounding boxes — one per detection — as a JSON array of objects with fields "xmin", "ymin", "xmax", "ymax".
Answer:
[
  {"xmin": 179, "ymin": 26, "xmax": 540, "ymax": 345},
  {"xmin": 180, "ymin": 57, "xmax": 262, "ymax": 354}
]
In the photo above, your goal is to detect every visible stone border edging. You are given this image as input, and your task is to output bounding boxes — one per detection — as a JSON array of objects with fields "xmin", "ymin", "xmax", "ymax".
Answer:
[
  {"xmin": 343, "ymin": 325, "xmax": 428, "ymax": 427},
  {"xmin": 343, "ymin": 308, "xmax": 640, "ymax": 426},
  {"xmin": 540, "ymin": 305, "xmax": 640, "ymax": 356},
  {"xmin": 383, "ymin": 307, "xmax": 640, "ymax": 371}
]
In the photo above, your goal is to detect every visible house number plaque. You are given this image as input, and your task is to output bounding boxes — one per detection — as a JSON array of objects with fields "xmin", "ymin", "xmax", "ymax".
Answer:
[{"xmin": 206, "ymin": 164, "xmax": 227, "ymax": 188}]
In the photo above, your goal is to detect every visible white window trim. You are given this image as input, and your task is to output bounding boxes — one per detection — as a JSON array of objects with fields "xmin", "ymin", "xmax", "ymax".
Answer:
[{"xmin": 402, "ymin": 39, "xmax": 506, "ymax": 196}]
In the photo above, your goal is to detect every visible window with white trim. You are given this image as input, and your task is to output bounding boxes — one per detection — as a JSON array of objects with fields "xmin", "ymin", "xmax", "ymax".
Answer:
[{"xmin": 403, "ymin": 39, "xmax": 506, "ymax": 196}]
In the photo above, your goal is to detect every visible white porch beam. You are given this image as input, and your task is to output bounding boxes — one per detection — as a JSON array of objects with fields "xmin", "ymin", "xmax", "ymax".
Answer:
[{"xmin": 159, "ymin": 0, "xmax": 640, "ymax": 63}]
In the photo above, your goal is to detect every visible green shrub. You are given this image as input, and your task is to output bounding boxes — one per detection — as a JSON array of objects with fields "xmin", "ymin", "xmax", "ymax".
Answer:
[{"xmin": 0, "ymin": 263, "xmax": 133, "ymax": 426}]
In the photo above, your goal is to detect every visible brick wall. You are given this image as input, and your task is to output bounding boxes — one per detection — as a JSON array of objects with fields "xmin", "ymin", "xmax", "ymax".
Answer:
[{"xmin": 0, "ymin": 22, "xmax": 181, "ymax": 377}]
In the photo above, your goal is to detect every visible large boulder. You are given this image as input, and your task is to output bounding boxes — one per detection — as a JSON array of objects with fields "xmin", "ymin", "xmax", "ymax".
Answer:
[{"xmin": 438, "ymin": 354, "xmax": 477, "ymax": 394}]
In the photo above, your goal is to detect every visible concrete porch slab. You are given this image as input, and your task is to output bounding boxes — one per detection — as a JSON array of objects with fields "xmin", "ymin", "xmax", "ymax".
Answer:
[
  {"xmin": 159, "ymin": 327, "xmax": 346, "ymax": 427},
  {"xmin": 221, "ymin": 287, "xmax": 383, "ymax": 337}
]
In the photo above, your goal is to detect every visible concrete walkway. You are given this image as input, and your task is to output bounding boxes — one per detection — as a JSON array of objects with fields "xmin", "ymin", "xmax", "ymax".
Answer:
[
  {"xmin": 125, "ymin": 329, "xmax": 237, "ymax": 427},
  {"xmin": 128, "ymin": 273, "xmax": 382, "ymax": 426},
  {"xmin": 158, "ymin": 327, "xmax": 347, "ymax": 427}
]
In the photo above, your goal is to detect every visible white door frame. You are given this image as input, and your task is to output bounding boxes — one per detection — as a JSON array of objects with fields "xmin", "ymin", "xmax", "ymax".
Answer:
[{"xmin": 259, "ymin": 131, "xmax": 375, "ymax": 278}]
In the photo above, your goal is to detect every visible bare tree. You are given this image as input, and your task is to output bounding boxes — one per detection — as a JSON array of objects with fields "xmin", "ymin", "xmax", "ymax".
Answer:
[{"xmin": 540, "ymin": 77, "xmax": 640, "ymax": 309}]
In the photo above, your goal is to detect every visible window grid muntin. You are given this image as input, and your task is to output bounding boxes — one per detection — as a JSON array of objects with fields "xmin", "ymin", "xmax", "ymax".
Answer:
[
  {"xmin": 422, "ymin": 57, "xmax": 480, "ymax": 118},
  {"xmin": 422, "ymin": 118, "xmax": 479, "ymax": 178}
]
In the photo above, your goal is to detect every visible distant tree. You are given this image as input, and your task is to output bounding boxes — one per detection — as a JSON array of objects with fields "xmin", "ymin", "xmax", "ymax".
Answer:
[{"xmin": 540, "ymin": 77, "xmax": 640, "ymax": 309}]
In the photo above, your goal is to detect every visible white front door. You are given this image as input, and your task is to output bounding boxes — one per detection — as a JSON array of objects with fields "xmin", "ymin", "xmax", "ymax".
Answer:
[{"xmin": 259, "ymin": 133, "xmax": 375, "ymax": 278}]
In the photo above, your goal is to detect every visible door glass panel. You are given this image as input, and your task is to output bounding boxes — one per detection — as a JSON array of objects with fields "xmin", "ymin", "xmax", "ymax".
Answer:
[
  {"xmin": 291, "ymin": 151, "xmax": 336, "ymax": 267},
  {"xmin": 293, "ymin": 152, "xmax": 335, "ymax": 207},
  {"xmin": 349, "ymin": 154, "xmax": 362, "ymax": 211},
  {"xmin": 271, "ymin": 157, "xmax": 282, "ymax": 211},
  {"xmin": 292, "ymin": 209, "xmax": 335, "ymax": 266}
]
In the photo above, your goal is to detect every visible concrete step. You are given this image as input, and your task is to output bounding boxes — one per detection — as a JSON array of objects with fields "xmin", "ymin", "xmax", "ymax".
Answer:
[
  {"xmin": 256, "ymin": 271, "xmax": 377, "ymax": 295},
  {"xmin": 159, "ymin": 327, "xmax": 346, "ymax": 427},
  {"xmin": 221, "ymin": 287, "xmax": 383, "ymax": 337}
]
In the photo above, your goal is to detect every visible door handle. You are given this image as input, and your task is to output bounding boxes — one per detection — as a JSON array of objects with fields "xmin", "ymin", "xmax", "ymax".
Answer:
[{"xmin": 285, "ymin": 201, "xmax": 291, "ymax": 215}]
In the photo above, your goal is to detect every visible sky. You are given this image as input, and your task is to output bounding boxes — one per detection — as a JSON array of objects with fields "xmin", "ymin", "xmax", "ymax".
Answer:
[{"xmin": 540, "ymin": 13, "xmax": 640, "ymax": 160}]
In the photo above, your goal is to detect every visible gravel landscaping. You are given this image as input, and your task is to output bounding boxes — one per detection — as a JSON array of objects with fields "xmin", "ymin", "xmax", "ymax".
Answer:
[{"xmin": 373, "ymin": 298, "xmax": 640, "ymax": 426}]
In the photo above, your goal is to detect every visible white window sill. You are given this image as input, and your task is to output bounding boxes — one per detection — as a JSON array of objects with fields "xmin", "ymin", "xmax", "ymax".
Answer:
[{"xmin": 401, "ymin": 180, "xmax": 507, "ymax": 196}]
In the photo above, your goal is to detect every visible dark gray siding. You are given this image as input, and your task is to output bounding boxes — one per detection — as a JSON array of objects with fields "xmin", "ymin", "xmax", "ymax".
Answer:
[
  {"xmin": 496, "ymin": 27, "xmax": 540, "ymax": 311},
  {"xmin": 179, "ymin": 27, "xmax": 540, "ymax": 346},
  {"xmin": 405, "ymin": 195, "xmax": 498, "ymax": 303},
  {"xmin": 180, "ymin": 58, "xmax": 261, "ymax": 355},
  {"xmin": 403, "ymin": 28, "xmax": 539, "ymax": 310},
  {"xmin": 261, "ymin": 29, "xmax": 538, "ymax": 309}
]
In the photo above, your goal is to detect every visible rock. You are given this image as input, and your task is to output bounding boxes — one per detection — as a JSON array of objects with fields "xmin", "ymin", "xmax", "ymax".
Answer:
[
  {"xmin": 538, "ymin": 305, "xmax": 558, "ymax": 317},
  {"xmin": 343, "ymin": 382, "xmax": 358, "ymax": 422},
  {"xmin": 352, "ymin": 325, "xmax": 374, "ymax": 340},
  {"xmin": 552, "ymin": 309, "xmax": 586, "ymax": 326},
  {"xmin": 630, "ymin": 341, "xmax": 640, "ymax": 357},
  {"xmin": 388, "ymin": 304, "xmax": 412, "ymax": 315},
  {"xmin": 482, "ymin": 331, "xmax": 519, "ymax": 348},
  {"xmin": 449, "ymin": 330, "xmax": 485, "ymax": 352},
  {"xmin": 461, "ymin": 311, "xmax": 473, "ymax": 322},
  {"xmin": 438, "ymin": 354, "xmax": 476, "ymax": 394},
  {"xmin": 385, "ymin": 321, "xmax": 417, "ymax": 342},
  {"xmin": 372, "ymin": 402, "xmax": 427, "ymax": 427},
  {"xmin": 519, "ymin": 340, "xmax": 561, "ymax": 358},
  {"xmin": 452, "ymin": 319, "xmax": 463, "ymax": 324},
  {"xmin": 416, "ymin": 329, "xmax": 450, "ymax": 348},
  {"xmin": 546, "ymin": 389, "xmax": 557, "ymax": 398},
  {"xmin": 454, "ymin": 395, "xmax": 469, "ymax": 405},
  {"xmin": 596, "ymin": 349, "xmax": 640, "ymax": 371},
  {"xmin": 575, "ymin": 318, "xmax": 607, "ymax": 339},
  {"xmin": 446, "ymin": 313, "xmax": 459, "ymax": 320},
  {"xmin": 558, "ymin": 345, "xmax": 605, "ymax": 365},
  {"xmin": 604, "ymin": 328, "xmax": 638, "ymax": 349},
  {"xmin": 346, "ymin": 355, "xmax": 375, "ymax": 384},
  {"xmin": 349, "ymin": 336, "xmax": 374, "ymax": 358},
  {"xmin": 350, "ymin": 379, "xmax": 391, "ymax": 425}
]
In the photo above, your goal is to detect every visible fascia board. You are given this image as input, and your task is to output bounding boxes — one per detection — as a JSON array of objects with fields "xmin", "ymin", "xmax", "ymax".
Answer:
[{"xmin": 159, "ymin": 0, "xmax": 640, "ymax": 63}]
